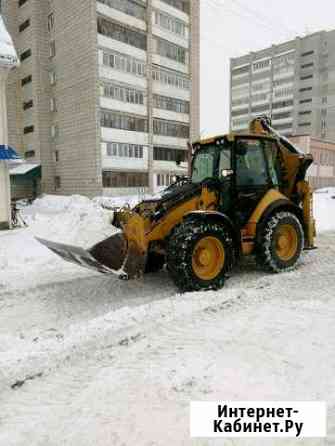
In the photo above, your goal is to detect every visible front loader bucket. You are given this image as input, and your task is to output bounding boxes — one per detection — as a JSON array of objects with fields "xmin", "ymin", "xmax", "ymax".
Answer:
[{"xmin": 36, "ymin": 232, "xmax": 147, "ymax": 279}]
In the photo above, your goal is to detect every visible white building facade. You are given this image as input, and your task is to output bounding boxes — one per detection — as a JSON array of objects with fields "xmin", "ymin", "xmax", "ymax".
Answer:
[
  {"xmin": 230, "ymin": 30, "xmax": 335, "ymax": 142},
  {"xmin": 3, "ymin": 0, "xmax": 200, "ymax": 197}
]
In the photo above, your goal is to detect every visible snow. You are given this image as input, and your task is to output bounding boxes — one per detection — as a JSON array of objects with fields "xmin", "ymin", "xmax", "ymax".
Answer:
[
  {"xmin": 9, "ymin": 162, "xmax": 39, "ymax": 175},
  {"xmin": 21, "ymin": 194, "xmax": 117, "ymax": 247},
  {"xmin": 0, "ymin": 16, "xmax": 19, "ymax": 68},
  {"xmin": 314, "ymin": 187, "xmax": 335, "ymax": 233},
  {"xmin": 0, "ymin": 192, "xmax": 335, "ymax": 445}
]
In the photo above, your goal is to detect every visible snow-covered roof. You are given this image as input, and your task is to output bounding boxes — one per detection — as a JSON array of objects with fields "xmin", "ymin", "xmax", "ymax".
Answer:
[
  {"xmin": 0, "ymin": 15, "xmax": 19, "ymax": 68},
  {"xmin": 10, "ymin": 163, "xmax": 40, "ymax": 175}
]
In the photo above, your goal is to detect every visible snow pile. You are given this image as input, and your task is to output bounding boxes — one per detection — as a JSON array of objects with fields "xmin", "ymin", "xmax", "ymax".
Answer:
[
  {"xmin": 94, "ymin": 194, "xmax": 145, "ymax": 210},
  {"xmin": 22, "ymin": 194, "xmax": 117, "ymax": 247},
  {"xmin": 314, "ymin": 188, "xmax": 335, "ymax": 233},
  {"xmin": 0, "ymin": 16, "xmax": 19, "ymax": 67},
  {"xmin": 94, "ymin": 193, "xmax": 159, "ymax": 210}
]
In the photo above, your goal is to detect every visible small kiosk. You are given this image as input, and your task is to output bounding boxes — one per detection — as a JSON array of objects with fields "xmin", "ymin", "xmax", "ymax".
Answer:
[{"xmin": 0, "ymin": 16, "xmax": 20, "ymax": 229}]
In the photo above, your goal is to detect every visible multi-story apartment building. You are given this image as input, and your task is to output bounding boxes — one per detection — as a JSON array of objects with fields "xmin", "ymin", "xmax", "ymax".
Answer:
[
  {"xmin": 230, "ymin": 30, "xmax": 335, "ymax": 141},
  {"xmin": 2, "ymin": 0, "xmax": 200, "ymax": 197}
]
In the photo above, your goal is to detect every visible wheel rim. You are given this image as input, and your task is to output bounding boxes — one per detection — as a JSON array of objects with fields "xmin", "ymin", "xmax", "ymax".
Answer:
[
  {"xmin": 275, "ymin": 224, "xmax": 298, "ymax": 261},
  {"xmin": 192, "ymin": 236, "xmax": 225, "ymax": 281}
]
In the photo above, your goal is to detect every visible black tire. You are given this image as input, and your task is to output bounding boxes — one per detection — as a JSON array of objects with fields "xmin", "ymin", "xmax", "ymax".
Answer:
[
  {"xmin": 256, "ymin": 211, "xmax": 304, "ymax": 273},
  {"xmin": 167, "ymin": 218, "xmax": 234, "ymax": 292},
  {"xmin": 145, "ymin": 252, "xmax": 165, "ymax": 273}
]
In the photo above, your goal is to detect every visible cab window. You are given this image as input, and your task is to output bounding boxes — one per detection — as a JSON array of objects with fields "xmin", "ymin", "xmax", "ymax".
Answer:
[
  {"xmin": 219, "ymin": 148, "xmax": 231, "ymax": 172},
  {"xmin": 236, "ymin": 139, "xmax": 268, "ymax": 187},
  {"xmin": 191, "ymin": 146, "xmax": 217, "ymax": 183},
  {"xmin": 264, "ymin": 141, "xmax": 280, "ymax": 187}
]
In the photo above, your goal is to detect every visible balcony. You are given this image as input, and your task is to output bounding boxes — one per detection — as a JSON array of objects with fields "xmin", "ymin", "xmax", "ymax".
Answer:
[{"xmin": 96, "ymin": 0, "xmax": 146, "ymax": 32}]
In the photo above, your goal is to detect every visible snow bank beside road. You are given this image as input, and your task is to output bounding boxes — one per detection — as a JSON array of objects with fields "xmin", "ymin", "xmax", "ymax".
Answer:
[{"xmin": 22, "ymin": 194, "xmax": 117, "ymax": 247}]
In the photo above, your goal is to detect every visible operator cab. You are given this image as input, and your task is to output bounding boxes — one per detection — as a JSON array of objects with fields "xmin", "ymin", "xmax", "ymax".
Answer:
[{"xmin": 191, "ymin": 134, "xmax": 282, "ymax": 225}]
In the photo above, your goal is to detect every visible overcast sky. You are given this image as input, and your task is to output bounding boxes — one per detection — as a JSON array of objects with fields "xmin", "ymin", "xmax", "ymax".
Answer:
[{"xmin": 200, "ymin": 0, "xmax": 335, "ymax": 137}]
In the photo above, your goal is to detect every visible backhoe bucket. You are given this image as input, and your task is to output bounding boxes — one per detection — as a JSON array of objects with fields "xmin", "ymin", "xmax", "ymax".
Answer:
[{"xmin": 36, "ymin": 231, "xmax": 147, "ymax": 279}]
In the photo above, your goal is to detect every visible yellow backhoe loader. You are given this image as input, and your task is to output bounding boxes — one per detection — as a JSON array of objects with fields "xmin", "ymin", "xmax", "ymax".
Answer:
[{"xmin": 38, "ymin": 117, "xmax": 316, "ymax": 292}]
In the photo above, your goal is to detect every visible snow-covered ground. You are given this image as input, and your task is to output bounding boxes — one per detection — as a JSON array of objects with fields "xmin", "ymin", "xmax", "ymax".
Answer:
[{"xmin": 0, "ymin": 192, "xmax": 335, "ymax": 445}]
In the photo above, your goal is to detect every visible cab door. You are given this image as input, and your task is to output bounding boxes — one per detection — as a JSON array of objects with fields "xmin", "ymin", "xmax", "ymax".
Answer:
[
  {"xmin": 233, "ymin": 137, "xmax": 276, "ymax": 226},
  {"xmin": 218, "ymin": 144, "xmax": 233, "ymax": 215}
]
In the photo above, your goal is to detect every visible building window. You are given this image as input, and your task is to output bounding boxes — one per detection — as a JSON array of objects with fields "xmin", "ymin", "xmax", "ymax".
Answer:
[
  {"xmin": 253, "ymin": 59, "xmax": 270, "ymax": 71},
  {"xmin": 97, "ymin": 0, "xmax": 146, "ymax": 21},
  {"xmin": 18, "ymin": 0, "xmax": 28, "ymax": 7},
  {"xmin": 160, "ymin": 0, "xmax": 189, "ymax": 14},
  {"xmin": 232, "ymin": 107, "xmax": 249, "ymax": 117},
  {"xmin": 49, "ymin": 41, "xmax": 56, "ymax": 58},
  {"xmin": 153, "ymin": 9, "xmax": 187, "ymax": 38},
  {"xmin": 232, "ymin": 96, "xmax": 249, "ymax": 107},
  {"xmin": 157, "ymin": 173, "xmax": 174, "ymax": 187},
  {"xmin": 273, "ymin": 53, "xmax": 295, "ymax": 75},
  {"xmin": 299, "ymin": 87, "xmax": 312, "ymax": 93},
  {"xmin": 301, "ymin": 62, "xmax": 314, "ymax": 69},
  {"xmin": 299, "ymin": 110, "xmax": 311, "ymax": 115},
  {"xmin": 152, "ymin": 37, "xmax": 187, "ymax": 64},
  {"xmin": 154, "ymin": 146, "xmax": 186, "ymax": 162},
  {"xmin": 54, "ymin": 151, "xmax": 59, "ymax": 162},
  {"xmin": 19, "ymin": 19, "xmax": 30, "ymax": 33},
  {"xmin": 54, "ymin": 176, "xmax": 61, "ymax": 190},
  {"xmin": 273, "ymin": 123, "xmax": 292, "ymax": 131},
  {"xmin": 232, "ymin": 65, "xmax": 250, "ymax": 76},
  {"xmin": 272, "ymin": 99, "xmax": 294, "ymax": 110},
  {"xmin": 300, "ymin": 98, "xmax": 312, "ymax": 104},
  {"xmin": 21, "ymin": 75, "xmax": 32, "ymax": 86},
  {"xmin": 152, "ymin": 66, "xmax": 190, "ymax": 90},
  {"xmin": 153, "ymin": 94, "xmax": 189, "ymax": 114},
  {"xmin": 102, "ymin": 50, "xmax": 146, "ymax": 77},
  {"xmin": 299, "ymin": 122, "xmax": 311, "ymax": 127},
  {"xmin": 23, "ymin": 100, "xmax": 33, "ymax": 110},
  {"xmin": 273, "ymin": 87, "xmax": 294, "ymax": 99},
  {"xmin": 251, "ymin": 104, "xmax": 270, "ymax": 114},
  {"xmin": 102, "ymin": 171, "xmax": 149, "ymax": 188},
  {"xmin": 322, "ymin": 96, "xmax": 327, "ymax": 104},
  {"xmin": 272, "ymin": 111, "xmax": 292, "ymax": 121},
  {"xmin": 153, "ymin": 118, "xmax": 189, "ymax": 138},
  {"xmin": 232, "ymin": 117, "xmax": 249, "ymax": 128},
  {"xmin": 24, "ymin": 150, "xmax": 35, "ymax": 159},
  {"xmin": 49, "ymin": 71, "xmax": 56, "ymax": 85},
  {"xmin": 272, "ymin": 76, "xmax": 295, "ymax": 88},
  {"xmin": 300, "ymin": 74, "xmax": 313, "ymax": 81},
  {"xmin": 106, "ymin": 142, "xmax": 144, "ymax": 159},
  {"xmin": 20, "ymin": 49, "xmax": 32, "ymax": 62},
  {"xmin": 23, "ymin": 125, "xmax": 34, "ymax": 134},
  {"xmin": 48, "ymin": 13, "xmax": 54, "ymax": 32},
  {"xmin": 101, "ymin": 82, "xmax": 145, "ymax": 105},
  {"xmin": 100, "ymin": 110, "xmax": 147, "ymax": 132},
  {"xmin": 97, "ymin": 17, "xmax": 147, "ymax": 51},
  {"xmin": 50, "ymin": 98, "xmax": 56, "ymax": 112},
  {"xmin": 301, "ymin": 50, "xmax": 314, "ymax": 57}
]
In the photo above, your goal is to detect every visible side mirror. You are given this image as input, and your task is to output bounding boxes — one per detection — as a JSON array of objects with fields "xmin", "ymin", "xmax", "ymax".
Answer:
[{"xmin": 221, "ymin": 169, "xmax": 234, "ymax": 178}]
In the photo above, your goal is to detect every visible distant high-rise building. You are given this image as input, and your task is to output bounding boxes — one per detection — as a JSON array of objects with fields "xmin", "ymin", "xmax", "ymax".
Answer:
[
  {"xmin": 2, "ymin": 0, "xmax": 200, "ymax": 197},
  {"xmin": 230, "ymin": 30, "xmax": 335, "ymax": 141}
]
